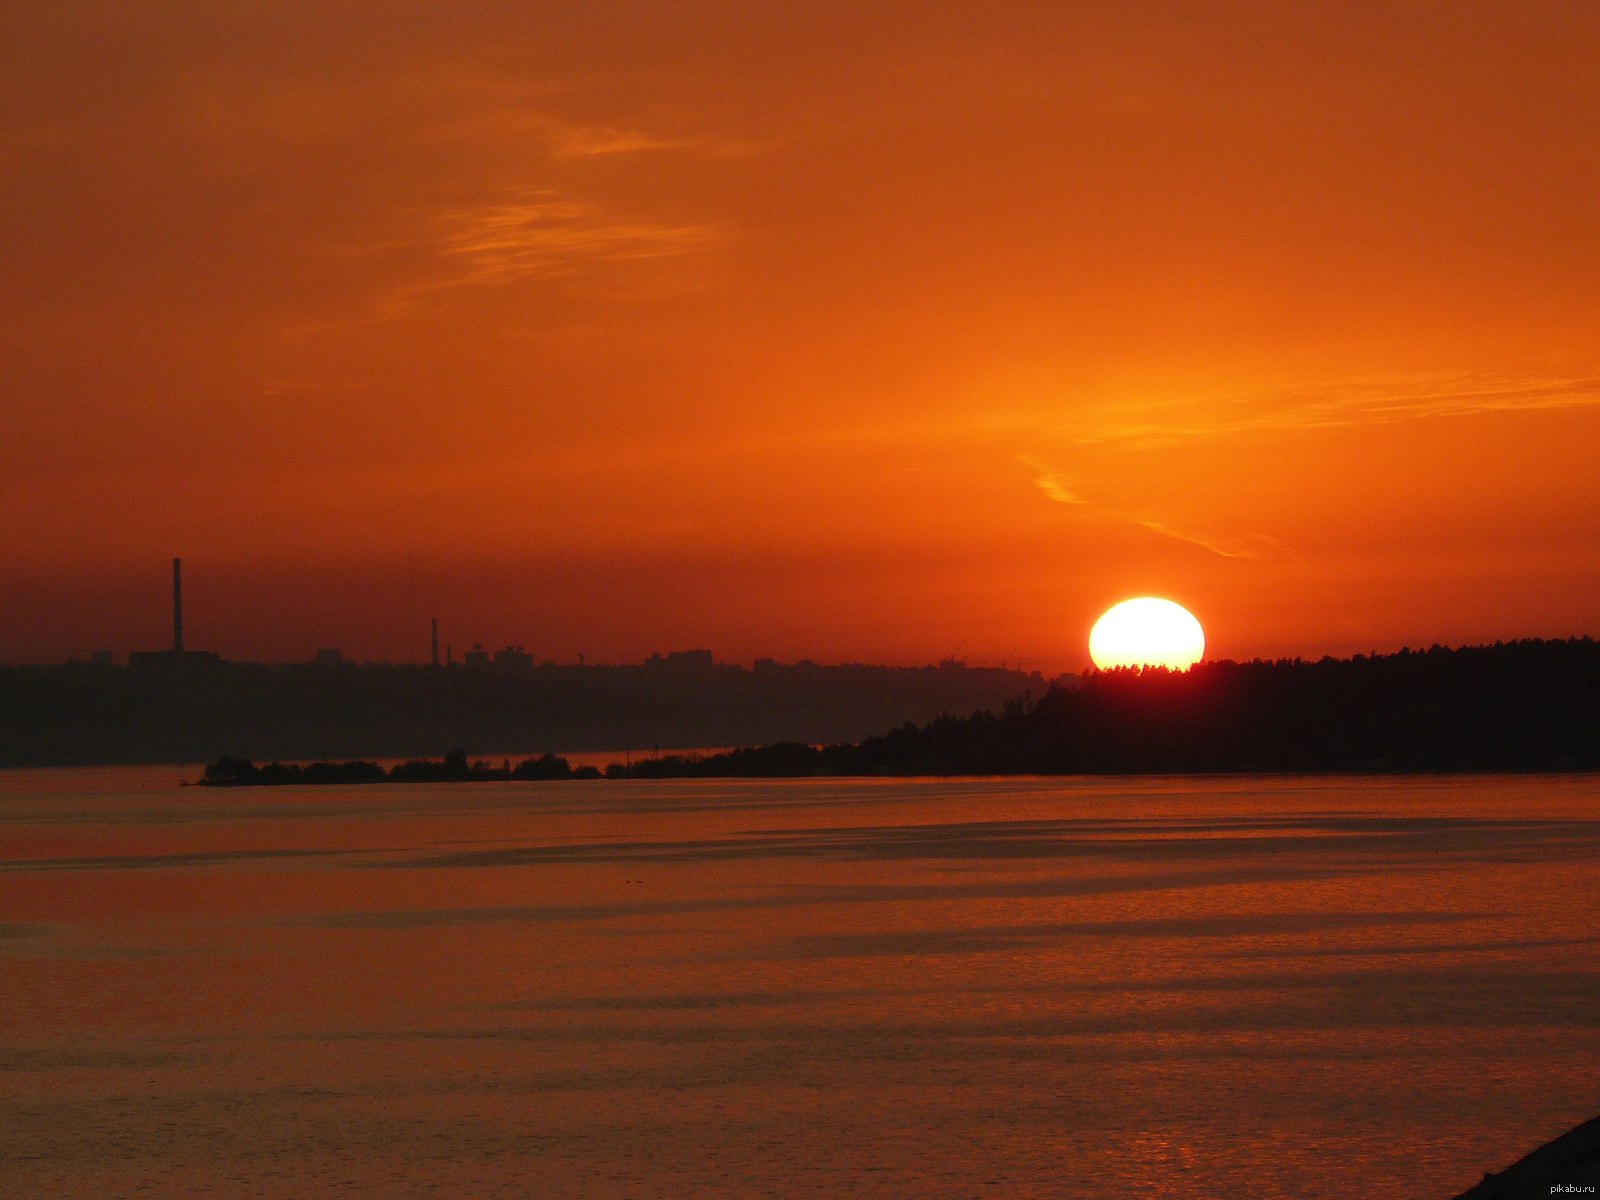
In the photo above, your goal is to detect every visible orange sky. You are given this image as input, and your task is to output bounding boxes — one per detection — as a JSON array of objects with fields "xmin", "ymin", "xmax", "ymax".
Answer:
[{"xmin": 3, "ymin": 2, "xmax": 1597, "ymax": 670}]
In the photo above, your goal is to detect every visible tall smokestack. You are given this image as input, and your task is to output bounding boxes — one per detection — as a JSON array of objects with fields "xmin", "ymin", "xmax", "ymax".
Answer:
[
  {"xmin": 172, "ymin": 557, "xmax": 184, "ymax": 653},
  {"xmin": 430, "ymin": 617, "xmax": 439, "ymax": 667}
]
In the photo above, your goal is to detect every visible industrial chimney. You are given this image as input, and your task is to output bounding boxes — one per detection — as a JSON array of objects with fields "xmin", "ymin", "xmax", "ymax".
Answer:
[
  {"xmin": 431, "ymin": 617, "xmax": 440, "ymax": 667},
  {"xmin": 172, "ymin": 557, "xmax": 184, "ymax": 653}
]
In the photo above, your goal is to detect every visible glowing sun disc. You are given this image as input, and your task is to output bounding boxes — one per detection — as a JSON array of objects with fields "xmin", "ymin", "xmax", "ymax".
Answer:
[{"xmin": 1089, "ymin": 597, "xmax": 1205, "ymax": 670}]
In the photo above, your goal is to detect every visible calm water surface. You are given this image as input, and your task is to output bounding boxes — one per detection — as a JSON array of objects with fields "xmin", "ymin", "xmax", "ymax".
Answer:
[{"xmin": 2, "ymin": 769, "xmax": 1598, "ymax": 1198}]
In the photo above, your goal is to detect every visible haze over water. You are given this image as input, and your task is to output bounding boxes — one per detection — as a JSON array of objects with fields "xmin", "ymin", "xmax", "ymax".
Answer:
[{"xmin": 3, "ymin": 770, "xmax": 1598, "ymax": 1198}]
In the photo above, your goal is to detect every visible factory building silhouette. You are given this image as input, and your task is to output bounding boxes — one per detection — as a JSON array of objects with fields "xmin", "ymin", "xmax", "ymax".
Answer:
[{"xmin": 127, "ymin": 558, "xmax": 221, "ymax": 672}]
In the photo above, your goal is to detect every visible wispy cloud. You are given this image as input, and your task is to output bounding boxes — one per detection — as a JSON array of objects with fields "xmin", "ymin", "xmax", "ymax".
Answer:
[
  {"xmin": 482, "ymin": 108, "xmax": 739, "ymax": 159},
  {"xmin": 1132, "ymin": 520, "xmax": 1289, "ymax": 561},
  {"xmin": 550, "ymin": 126, "xmax": 700, "ymax": 157},
  {"xmin": 538, "ymin": 120, "xmax": 765, "ymax": 160},
  {"xmin": 1061, "ymin": 372, "xmax": 1600, "ymax": 448},
  {"xmin": 410, "ymin": 63, "xmax": 763, "ymax": 160},
  {"xmin": 438, "ymin": 191, "xmax": 727, "ymax": 285},
  {"xmin": 357, "ymin": 189, "xmax": 731, "ymax": 317},
  {"xmin": 1020, "ymin": 456, "xmax": 1089, "ymax": 506},
  {"xmin": 1017, "ymin": 367, "xmax": 1600, "ymax": 560},
  {"xmin": 1022, "ymin": 456, "xmax": 1291, "ymax": 562}
]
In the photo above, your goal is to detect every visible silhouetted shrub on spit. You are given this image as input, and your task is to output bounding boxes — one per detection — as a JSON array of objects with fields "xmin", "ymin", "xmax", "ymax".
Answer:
[
  {"xmin": 512, "ymin": 752, "xmax": 576, "ymax": 780},
  {"xmin": 201, "ymin": 748, "xmax": 576, "ymax": 786},
  {"xmin": 200, "ymin": 756, "xmax": 387, "ymax": 786}
]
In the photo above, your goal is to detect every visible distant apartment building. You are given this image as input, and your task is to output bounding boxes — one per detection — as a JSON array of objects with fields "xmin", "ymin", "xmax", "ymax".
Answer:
[
  {"xmin": 462, "ymin": 643, "xmax": 534, "ymax": 673},
  {"xmin": 493, "ymin": 646, "xmax": 533, "ymax": 672},
  {"xmin": 645, "ymin": 649, "xmax": 715, "ymax": 669}
]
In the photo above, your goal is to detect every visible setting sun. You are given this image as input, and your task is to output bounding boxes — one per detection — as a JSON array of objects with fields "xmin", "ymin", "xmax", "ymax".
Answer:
[{"xmin": 1089, "ymin": 597, "xmax": 1206, "ymax": 671}]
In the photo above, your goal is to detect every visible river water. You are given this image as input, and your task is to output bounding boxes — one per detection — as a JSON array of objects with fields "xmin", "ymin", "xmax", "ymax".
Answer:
[{"xmin": 2, "ymin": 769, "xmax": 1598, "ymax": 1198}]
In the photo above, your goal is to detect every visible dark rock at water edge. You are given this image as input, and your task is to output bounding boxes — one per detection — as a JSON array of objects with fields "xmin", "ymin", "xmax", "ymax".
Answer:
[{"xmin": 1454, "ymin": 1115, "xmax": 1600, "ymax": 1198}]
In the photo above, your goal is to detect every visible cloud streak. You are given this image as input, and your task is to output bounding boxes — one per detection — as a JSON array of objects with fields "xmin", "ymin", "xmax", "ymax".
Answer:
[
  {"xmin": 1060, "ymin": 373, "xmax": 1600, "ymax": 449},
  {"xmin": 1023, "ymin": 456, "xmax": 1290, "ymax": 561},
  {"xmin": 1020, "ymin": 457, "xmax": 1089, "ymax": 507},
  {"xmin": 1132, "ymin": 520, "xmax": 1289, "ymax": 561},
  {"xmin": 361, "ymin": 189, "xmax": 731, "ymax": 317},
  {"xmin": 1022, "ymin": 370, "xmax": 1600, "ymax": 561},
  {"xmin": 438, "ymin": 191, "xmax": 728, "ymax": 285}
]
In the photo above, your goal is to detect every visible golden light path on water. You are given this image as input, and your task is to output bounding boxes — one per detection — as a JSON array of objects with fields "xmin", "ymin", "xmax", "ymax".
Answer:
[{"xmin": 1, "ymin": 768, "xmax": 1598, "ymax": 1198}]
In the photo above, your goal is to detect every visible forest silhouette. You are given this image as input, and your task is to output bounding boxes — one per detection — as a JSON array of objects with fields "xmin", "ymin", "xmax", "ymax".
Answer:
[
  {"xmin": 612, "ymin": 639, "xmax": 1598, "ymax": 777},
  {"xmin": 194, "ymin": 639, "xmax": 1599, "ymax": 783}
]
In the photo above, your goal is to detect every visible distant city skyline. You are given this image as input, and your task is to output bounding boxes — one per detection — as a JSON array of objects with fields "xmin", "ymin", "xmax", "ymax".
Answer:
[{"xmin": 20, "ymin": 556, "xmax": 1056, "ymax": 673}]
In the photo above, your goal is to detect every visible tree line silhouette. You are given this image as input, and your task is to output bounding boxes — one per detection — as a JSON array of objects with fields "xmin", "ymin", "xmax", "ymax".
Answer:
[{"xmin": 610, "ymin": 639, "xmax": 1600, "ymax": 777}]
